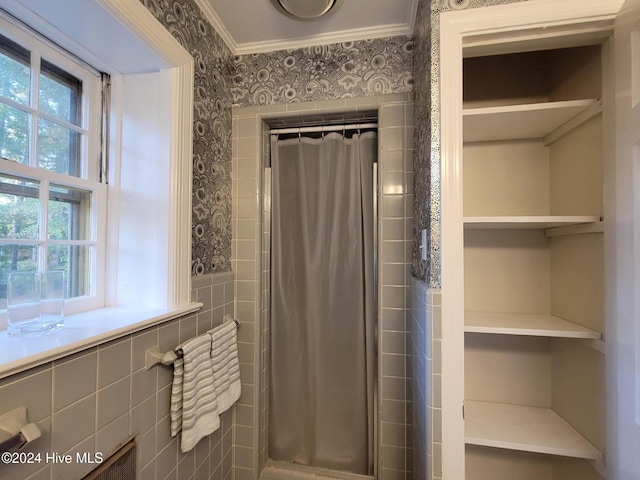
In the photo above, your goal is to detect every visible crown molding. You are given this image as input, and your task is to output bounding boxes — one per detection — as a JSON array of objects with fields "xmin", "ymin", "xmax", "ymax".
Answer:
[
  {"xmin": 234, "ymin": 23, "xmax": 412, "ymax": 55},
  {"xmin": 193, "ymin": 0, "xmax": 238, "ymax": 54}
]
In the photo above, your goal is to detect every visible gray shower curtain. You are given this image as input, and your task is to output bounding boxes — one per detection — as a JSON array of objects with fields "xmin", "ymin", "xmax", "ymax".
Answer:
[{"xmin": 269, "ymin": 131, "xmax": 377, "ymax": 475}]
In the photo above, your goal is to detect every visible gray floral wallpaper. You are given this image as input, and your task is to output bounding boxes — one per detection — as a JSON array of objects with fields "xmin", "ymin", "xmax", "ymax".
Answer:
[
  {"xmin": 412, "ymin": 0, "xmax": 431, "ymax": 283},
  {"xmin": 422, "ymin": 0, "xmax": 530, "ymax": 287},
  {"xmin": 232, "ymin": 37, "xmax": 414, "ymax": 106},
  {"xmin": 140, "ymin": 0, "xmax": 529, "ymax": 283},
  {"xmin": 140, "ymin": 0, "xmax": 414, "ymax": 275},
  {"xmin": 140, "ymin": 0, "xmax": 234, "ymax": 275}
]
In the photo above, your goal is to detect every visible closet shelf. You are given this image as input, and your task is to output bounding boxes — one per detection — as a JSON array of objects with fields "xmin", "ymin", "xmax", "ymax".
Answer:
[
  {"xmin": 463, "ymin": 99, "xmax": 597, "ymax": 143},
  {"xmin": 465, "ymin": 400, "xmax": 603, "ymax": 460},
  {"xmin": 544, "ymin": 220, "xmax": 604, "ymax": 237},
  {"xmin": 464, "ymin": 216, "xmax": 600, "ymax": 229},
  {"xmin": 465, "ymin": 311, "xmax": 601, "ymax": 339}
]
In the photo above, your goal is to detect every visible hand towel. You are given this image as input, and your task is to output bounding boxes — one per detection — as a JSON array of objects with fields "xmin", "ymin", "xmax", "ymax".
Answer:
[
  {"xmin": 209, "ymin": 320, "xmax": 242, "ymax": 413},
  {"xmin": 169, "ymin": 333, "xmax": 220, "ymax": 453}
]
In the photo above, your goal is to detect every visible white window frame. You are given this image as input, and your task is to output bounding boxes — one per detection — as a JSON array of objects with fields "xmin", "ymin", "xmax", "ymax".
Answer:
[
  {"xmin": 0, "ymin": 15, "xmax": 107, "ymax": 321},
  {"xmin": 0, "ymin": 0, "xmax": 197, "ymax": 378}
]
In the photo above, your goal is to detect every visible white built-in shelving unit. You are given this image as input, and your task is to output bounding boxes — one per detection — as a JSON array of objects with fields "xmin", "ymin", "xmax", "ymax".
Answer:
[{"xmin": 461, "ymin": 44, "xmax": 607, "ymax": 480}]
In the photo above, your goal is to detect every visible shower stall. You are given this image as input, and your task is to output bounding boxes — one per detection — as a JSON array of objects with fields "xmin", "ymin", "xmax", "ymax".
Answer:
[
  {"xmin": 268, "ymin": 124, "xmax": 378, "ymax": 477},
  {"xmin": 231, "ymin": 95, "xmax": 413, "ymax": 480}
]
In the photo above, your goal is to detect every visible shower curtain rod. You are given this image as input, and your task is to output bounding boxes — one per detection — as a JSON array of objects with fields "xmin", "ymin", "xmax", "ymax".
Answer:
[{"xmin": 270, "ymin": 123, "xmax": 378, "ymax": 135}]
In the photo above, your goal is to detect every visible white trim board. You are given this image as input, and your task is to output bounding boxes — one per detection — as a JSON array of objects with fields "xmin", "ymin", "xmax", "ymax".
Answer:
[
  {"xmin": 99, "ymin": 0, "xmax": 194, "ymax": 309},
  {"xmin": 233, "ymin": 24, "xmax": 413, "ymax": 56}
]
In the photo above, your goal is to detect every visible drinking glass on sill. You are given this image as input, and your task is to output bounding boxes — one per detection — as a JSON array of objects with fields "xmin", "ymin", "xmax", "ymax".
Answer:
[
  {"xmin": 39, "ymin": 271, "xmax": 65, "ymax": 333},
  {"xmin": 6, "ymin": 271, "xmax": 65, "ymax": 335},
  {"xmin": 7, "ymin": 272, "xmax": 41, "ymax": 336}
]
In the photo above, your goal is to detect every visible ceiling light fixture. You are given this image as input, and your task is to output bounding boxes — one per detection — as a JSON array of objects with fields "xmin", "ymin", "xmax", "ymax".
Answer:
[{"xmin": 269, "ymin": 0, "xmax": 344, "ymax": 20}]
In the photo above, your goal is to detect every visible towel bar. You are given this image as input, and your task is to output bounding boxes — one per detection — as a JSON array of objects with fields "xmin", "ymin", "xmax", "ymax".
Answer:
[
  {"xmin": 0, "ymin": 407, "xmax": 41, "ymax": 453},
  {"xmin": 145, "ymin": 315, "xmax": 240, "ymax": 369}
]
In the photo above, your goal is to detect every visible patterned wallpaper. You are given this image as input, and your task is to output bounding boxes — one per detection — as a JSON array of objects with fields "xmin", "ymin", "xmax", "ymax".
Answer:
[
  {"xmin": 140, "ymin": 0, "xmax": 528, "ymax": 283},
  {"xmin": 140, "ymin": 0, "xmax": 414, "ymax": 275},
  {"xmin": 419, "ymin": 0, "xmax": 530, "ymax": 286},
  {"xmin": 140, "ymin": 0, "xmax": 234, "ymax": 275},
  {"xmin": 411, "ymin": 0, "xmax": 431, "ymax": 282},
  {"xmin": 232, "ymin": 37, "xmax": 414, "ymax": 107}
]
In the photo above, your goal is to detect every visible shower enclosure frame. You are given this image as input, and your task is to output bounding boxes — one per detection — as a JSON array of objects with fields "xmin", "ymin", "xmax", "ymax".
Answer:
[
  {"xmin": 267, "ymin": 124, "xmax": 379, "ymax": 477},
  {"xmin": 231, "ymin": 93, "xmax": 414, "ymax": 480}
]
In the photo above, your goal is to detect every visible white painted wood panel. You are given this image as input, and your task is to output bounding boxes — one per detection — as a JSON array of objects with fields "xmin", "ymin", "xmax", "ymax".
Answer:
[
  {"xmin": 465, "ymin": 401, "xmax": 603, "ymax": 460},
  {"xmin": 465, "ymin": 335, "xmax": 551, "ymax": 407},
  {"xmin": 465, "ymin": 311, "xmax": 601, "ymax": 338},
  {"xmin": 464, "ymin": 229, "xmax": 550, "ymax": 314},
  {"xmin": 463, "ymin": 140, "xmax": 550, "ymax": 217},
  {"xmin": 466, "ymin": 445, "xmax": 553, "ymax": 480},
  {"xmin": 464, "ymin": 216, "xmax": 600, "ymax": 229},
  {"xmin": 550, "ymin": 234, "xmax": 604, "ymax": 333},
  {"xmin": 463, "ymin": 100, "xmax": 596, "ymax": 143},
  {"xmin": 552, "ymin": 340, "xmax": 606, "ymax": 454}
]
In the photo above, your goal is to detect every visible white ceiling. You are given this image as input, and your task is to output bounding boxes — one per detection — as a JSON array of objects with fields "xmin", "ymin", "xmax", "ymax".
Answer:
[{"xmin": 195, "ymin": 0, "xmax": 419, "ymax": 55}]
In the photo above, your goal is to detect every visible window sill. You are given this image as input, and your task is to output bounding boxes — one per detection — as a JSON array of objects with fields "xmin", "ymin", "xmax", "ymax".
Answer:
[{"xmin": 0, "ymin": 302, "xmax": 202, "ymax": 379}]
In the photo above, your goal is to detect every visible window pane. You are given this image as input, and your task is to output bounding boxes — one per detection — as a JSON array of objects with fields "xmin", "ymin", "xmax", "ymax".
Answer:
[
  {"xmin": 0, "ymin": 35, "xmax": 30, "ymax": 105},
  {"xmin": 0, "ymin": 244, "xmax": 38, "ymax": 309},
  {"xmin": 39, "ymin": 59, "xmax": 81, "ymax": 126},
  {"xmin": 0, "ymin": 102, "xmax": 29, "ymax": 164},
  {"xmin": 47, "ymin": 245, "xmax": 89, "ymax": 299},
  {"xmin": 0, "ymin": 175, "xmax": 39, "ymax": 240},
  {"xmin": 37, "ymin": 118, "xmax": 81, "ymax": 176},
  {"xmin": 48, "ymin": 185, "xmax": 90, "ymax": 240}
]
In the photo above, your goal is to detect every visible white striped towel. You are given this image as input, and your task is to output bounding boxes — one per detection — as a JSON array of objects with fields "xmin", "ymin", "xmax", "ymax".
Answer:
[
  {"xmin": 209, "ymin": 320, "xmax": 242, "ymax": 413},
  {"xmin": 169, "ymin": 333, "xmax": 220, "ymax": 453}
]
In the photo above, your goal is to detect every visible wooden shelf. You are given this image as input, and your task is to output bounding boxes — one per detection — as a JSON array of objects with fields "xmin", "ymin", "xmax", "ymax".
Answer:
[
  {"xmin": 465, "ymin": 401, "xmax": 603, "ymax": 460},
  {"xmin": 463, "ymin": 99, "xmax": 597, "ymax": 143},
  {"xmin": 544, "ymin": 221, "xmax": 604, "ymax": 237},
  {"xmin": 465, "ymin": 311, "xmax": 601, "ymax": 339},
  {"xmin": 464, "ymin": 216, "xmax": 600, "ymax": 229}
]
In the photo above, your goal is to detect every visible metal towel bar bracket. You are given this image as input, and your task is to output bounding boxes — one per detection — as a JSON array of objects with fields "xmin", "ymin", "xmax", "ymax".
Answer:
[
  {"xmin": 0, "ymin": 407, "xmax": 41, "ymax": 454},
  {"xmin": 145, "ymin": 314, "xmax": 240, "ymax": 370}
]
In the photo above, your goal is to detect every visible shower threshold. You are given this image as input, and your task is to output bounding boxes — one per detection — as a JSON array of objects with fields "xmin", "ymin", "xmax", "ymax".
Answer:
[{"xmin": 261, "ymin": 460, "xmax": 374, "ymax": 480}]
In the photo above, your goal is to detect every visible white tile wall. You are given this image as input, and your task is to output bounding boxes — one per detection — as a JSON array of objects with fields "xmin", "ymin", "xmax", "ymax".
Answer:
[
  {"xmin": 409, "ymin": 279, "xmax": 442, "ymax": 480},
  {"xmin": 0, "ymin": 272, "xmax": 235, "ymax": 480},
  {"xmin": 378, "ymin": 99, "xmax": 414, "ymax": 480}
]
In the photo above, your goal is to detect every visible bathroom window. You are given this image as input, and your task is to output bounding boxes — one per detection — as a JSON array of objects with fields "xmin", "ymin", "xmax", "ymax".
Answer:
[
  {"xmin": 0, "ymin": 18, "xmax": 105, "ymax": 316},
  {"xmin": 0, "ymin": 0, "xmax": 193, "ymax": 376}
]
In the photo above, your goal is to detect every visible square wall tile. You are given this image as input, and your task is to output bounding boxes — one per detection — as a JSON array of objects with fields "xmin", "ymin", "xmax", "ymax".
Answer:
[
  {"xmin": 52, "ymin": 395, "xmax": 96, "ymax": 453},
  {"xmin": 53, "ymin": 352, "xmax": 96, "ymax": 412},
  {"xmin": 380, "ymin": 127, "xmax": 404, "ymax": 151},
  {"xmin": 98, "ymin": 338, "xmax": 131, "ymax": 389},
  {"xmin": 97, "ymin": 377, "xmax": 130, "ymax": 429},
  {"xmin": 0, "ymin": 368, "xmax": 52, "ymax": 423}
]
